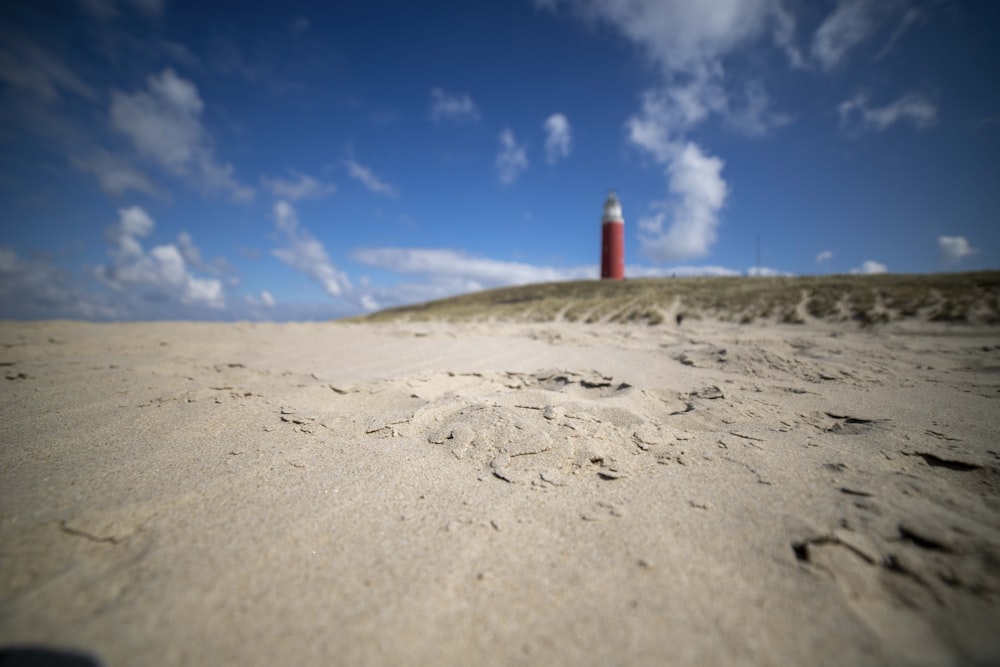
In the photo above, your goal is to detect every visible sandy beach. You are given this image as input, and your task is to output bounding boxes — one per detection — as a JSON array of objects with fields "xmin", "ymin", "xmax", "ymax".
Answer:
[{"xmin": 1, "ymin": 317, "xmax": 999, "ymax": 665}]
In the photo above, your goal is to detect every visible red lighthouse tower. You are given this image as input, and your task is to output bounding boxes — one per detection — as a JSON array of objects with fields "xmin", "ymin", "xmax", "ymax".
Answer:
[{"xmin": 600, "ymin": 191, "xmax": 625, "ymax": 280}]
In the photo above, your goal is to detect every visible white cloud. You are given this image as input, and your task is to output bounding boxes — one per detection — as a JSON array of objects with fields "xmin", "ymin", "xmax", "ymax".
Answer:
[
  {"xmin": 627, "ymin": 264, "xmax": 741, "ymax": 278},
  {"xmin": 351, "ymin": 247, "xmax": 593, "ymax": 310},
  {"xmin": 157, "ymin": 40, "xmax": 200, "ymax": 68},
  {"xmin": 724, "ymin": 81, "xmax": 793, "ymax": 137},
  {"xmin": 429, "ymin": 87, "xmax": 480, "ymax": 123},
  {"xmin": 110, "ymin": 68, "xmax": 254, "ymax": 201},
  {"xmin": 78, "ymin": 0, "xmax": 164, "ymax": 19},
  {"xmin": 176, "ymin": 231, "xmax": 234, "ymax": 277},
  {"xmin": 244, "ymin": 290, "xmax": 275, "ymax": 307},
  {"xmin": 812, "ymin": 0, "xmax": 928, "ymax": 70},
  {"xmin": 543, "ymin": 0, "xmax": 797, "ymax": 136},
  {"xmin": 176, "ymin": 231, "xmax": 205, "ymax": 269},
  {"xmin": 354, "ymin": 247, "xmax": 594, "ymax": 289},
  {"xmin": 816, "ymin": 250, "xmax": 834, "ymax": 264},
  {"xmin": 812, "ymin": 0, "xmax": 880, "ymax": 70},
  {"xmin": 110, "ymin": 69, "xmax": 202, "ymax": 168},
  {"xmin": 93, "ymin": 206, "xmax": 225, "ymax": 308},
  {"xmin": 343, "ymin": 159, "xmax": 397, "ymax": 198},
  {"xmin": 874, "ymin": 6, "xmax": 922, "ymax": 61},
  {"xmin": 625, "ymin": 74, "xmax": 725, "ymax": 158},
  {"xmin": 106, "ymin": 205, "xmax": 154, "ymax": 256},
  {"xmin": 495, "ymin": 129, "xmax": 529, "ymax": 185},
  {"xmin": 626, "ymin": 85, "xmax": 730, "ymax": 264},
  {"xmin": 70, "ymin": 150, "xmax": 157, "ymax": 197},
  {"xmin": 262, "ymin": 170, "xmax": 336, "ymax": 201},
  {"xmin": 634, "ymin": 141, "xmax": 728, "ymax": 263},
  {"xmin": 938, "ymin": 236, "xmax": 977, "ymax": 265},
  {"xmin": 0, "ymin": 34, "xmax": 99, "ymax": 102},
  {"xmin": 850, "ymin": 260, "xmax": 888, "ymax": 275},
  {"xmin": 543, "ymin": 113, "xmax": 572, "ymax": 163},
  {"xmin": 811, "ymin": 0, "xmax": 920, "ymax": 70},
  {"xmin": 839, "ymin": 92, "xmax": 937, "ymax": 131},
  {"xmin": 771, "ymin": 4, "xmax": 806, "ymax": 69},
  {"xmin": 0, "ymin": 246, "xmax": 111, "ymax": 320},
  {"xmin": 625, "ymin": 73, "xmax": 789, "ymax": 152},
  {"xmin": 746, "ymin": 266, "xmax": 794, "ymax": 277},
  {"xmin": 548, "ymin": 2, "xmax": 792, "ymax": 267},
  {"xmin": 271, "ymin": 200, "xmax": 351, "ymax": 298},
  {"xmin": 198, "ymin": 158, "xmax": 255, "ymax": 202},
  {"xmin": 549, "ymin": 0, "xmax": 797, "ymax": 75}
]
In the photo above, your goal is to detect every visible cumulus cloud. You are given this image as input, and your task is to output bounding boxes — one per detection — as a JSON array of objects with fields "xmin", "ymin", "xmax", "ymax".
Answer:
[
  {"xmin": 545, "ymin": 0, "xmax": 798, "ymax": 75},
  {"xmin": 111, "ymin": 70, "xmax": 202, "ymax": 169},
  {"xmin": 110, "ymin": 68, "xmax": 254, "ymax": 201},
  {"xmin": 625, "ymin": 73, "xmax": 790, "ymax": 154},
  {"xmin": 839, "ymin": 92, "xmax": 937, "ymax": 131},
  {"xmin": 343, "ymin": 159, "xmax": 397, "ymax": 198},
  {"xmin": 543, "ymin": 113, "xmax": 572, "ymax": 163},
  {"xmin": 633, "ymin": 72, "xmax": 724, "ymax": 149},
  {"xmin": 546, "ymin": 1, "xmax": 797, "ymax": 265},
  {"xmin": 634, "ymin": 142, "xmax": 728, "ymax": 263},
  {"xmin": 429, "ymin": 87, "xmax": 480, "ymax": 123},
  {"xmin": 850, "ymin": 260, "xmax": 888, "ymax": 275},
  {"xmin": 92, "ymin": 206, "xmax": 225, "ymax": 308},
  {"xmin": 625, "ymin": 84, "xmax": 730, "ymax": 264},
  {"xmin": 271, "ymin": 200, "xmax": 351, "ymax": 298},
  {"xmin": 262, "ymin": 170, "xmax": 336, "ymax": 201},
  {"xmin": 938, "ymin": 235, "xmax": 977, "ymax": 265},
  {"xmin": 0, "ymin": 205, "xmax": 371, "ymax": 321},
  {"xmin": 0, "ymin": 246, "xmax": 112, "ymax": 320},
  {"xmin": 816, "ymin": 250, "xmax": 834, "ymax": 264},
  {"xmin": 546, "ymin": 0, "xmax": 796, "ymax": 134},
  {"xmin": 495, "ymin": 129, "xmax": 528, "ymax": 185}
]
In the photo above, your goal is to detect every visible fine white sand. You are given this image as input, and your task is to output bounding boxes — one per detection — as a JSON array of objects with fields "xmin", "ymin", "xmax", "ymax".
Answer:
[{"xmin": 1, "ymin": 318, "xmax": 998, "ymax": 666}]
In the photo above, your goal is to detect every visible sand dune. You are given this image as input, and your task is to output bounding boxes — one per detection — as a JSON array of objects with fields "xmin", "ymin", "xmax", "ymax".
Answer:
[
  {"xmin": 1, "ymin": 313, "xmax": 999, "ymax": 665},
  {"xmin": 360, "ymin": 272, "xmax": 1000, "ymax": 327}
]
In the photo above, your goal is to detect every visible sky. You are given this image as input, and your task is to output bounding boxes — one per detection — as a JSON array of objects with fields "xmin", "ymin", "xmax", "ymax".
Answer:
[{"xmin": 1, "ymin": 0, "xmax": 997, "ymax": 321}]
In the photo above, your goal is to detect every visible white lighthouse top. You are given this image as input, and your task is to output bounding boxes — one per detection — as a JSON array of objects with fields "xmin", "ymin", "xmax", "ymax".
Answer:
[{"xmin": 602, "ymin": 190, "xmax": 623, "ymax": 223}]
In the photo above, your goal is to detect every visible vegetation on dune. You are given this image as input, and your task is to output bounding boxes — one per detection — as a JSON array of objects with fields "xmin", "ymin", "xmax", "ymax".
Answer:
[{"xmin": 350, "ymin": 272, "xmax": 1000, "ymax": 326}]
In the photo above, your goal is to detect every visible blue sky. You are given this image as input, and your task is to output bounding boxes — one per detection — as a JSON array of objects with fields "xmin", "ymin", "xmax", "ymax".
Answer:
[{"xmin": 1, "ymin": 0, "xmax": 997, "ymax": 320}]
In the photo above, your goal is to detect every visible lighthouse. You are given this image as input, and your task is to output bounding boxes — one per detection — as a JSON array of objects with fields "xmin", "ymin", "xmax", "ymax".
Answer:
[{"xmin": 600, "ymin": 190, "xmax": 625, "ymax": 280}]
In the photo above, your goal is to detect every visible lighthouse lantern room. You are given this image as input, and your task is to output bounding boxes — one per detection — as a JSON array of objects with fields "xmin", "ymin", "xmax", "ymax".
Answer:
[{"xmin": 600, "ymin": 191, "xmax": 625, "ymax": 280}]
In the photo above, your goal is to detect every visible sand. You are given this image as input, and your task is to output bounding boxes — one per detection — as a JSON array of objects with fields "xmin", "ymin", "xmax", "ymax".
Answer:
[{"xmin": 1, "ymin": 317, "xmax": 998, "ymax": 666}]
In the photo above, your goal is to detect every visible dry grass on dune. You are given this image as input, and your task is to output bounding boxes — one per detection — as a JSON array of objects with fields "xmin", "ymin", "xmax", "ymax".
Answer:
[{"xmin": 354, "ymin": 271, "xmax": 1000, "ymax": 326}]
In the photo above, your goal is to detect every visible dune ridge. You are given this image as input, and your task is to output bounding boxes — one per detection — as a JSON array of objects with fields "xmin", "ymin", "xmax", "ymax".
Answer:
[{"xmin": 357, "ymin": 271, "xmax": 1000, "ymax": 327}]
